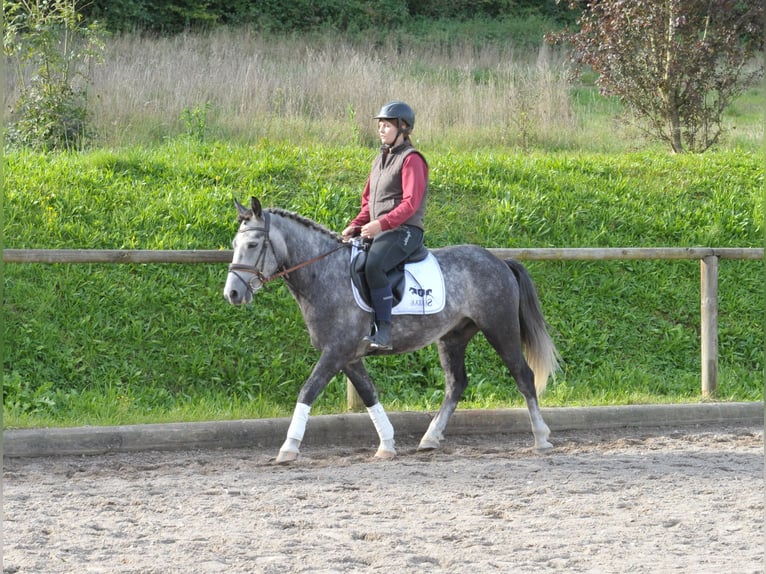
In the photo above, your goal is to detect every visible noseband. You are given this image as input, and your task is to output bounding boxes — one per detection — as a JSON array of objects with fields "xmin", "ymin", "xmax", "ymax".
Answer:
[
  {"xmin": 228, "ymin": 211, "xmax": 276, "ymax": 291},
  {"xmin": 227, "ymin": 211, "xmax": 345, "ymax": 294}
]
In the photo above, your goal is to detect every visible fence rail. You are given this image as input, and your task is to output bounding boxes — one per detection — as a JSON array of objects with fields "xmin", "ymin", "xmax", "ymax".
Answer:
[
  {"xmin": 4, "ymin": 247, "xmax": 763, "ymax": 402},
  {"xmin": 3, "ymin": 247, "xmax": 762, "ymax": 264}
]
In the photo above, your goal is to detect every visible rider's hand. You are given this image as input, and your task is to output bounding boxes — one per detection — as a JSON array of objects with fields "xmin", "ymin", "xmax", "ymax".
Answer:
[
  {"xmin": 361, "ymin": 220, "xmax": 383, "ymax": 239},
  {"xmin": 341, "ymin": 225, "xmax": 361, "ymax": 240}
]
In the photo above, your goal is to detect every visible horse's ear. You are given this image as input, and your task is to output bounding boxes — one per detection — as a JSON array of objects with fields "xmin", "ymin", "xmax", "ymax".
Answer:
[
  {"xmin": 250, "ymin": 196, "xmax": 262, "ymax": 218},
  {"xmin": 233, "ymin": 197, "xmax": 252, "ymax": 221}
]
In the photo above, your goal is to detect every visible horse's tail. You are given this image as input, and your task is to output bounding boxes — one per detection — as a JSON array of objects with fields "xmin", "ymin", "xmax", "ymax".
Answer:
[{"xmin": 505, "ymin": 259, "xmax": 561, "ymax": 395}]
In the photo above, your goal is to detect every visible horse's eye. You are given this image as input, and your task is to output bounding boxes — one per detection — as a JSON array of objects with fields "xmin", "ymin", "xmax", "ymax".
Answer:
[{"xmin": 247, "ymin": 242, "xmax": 258, "ymax": 249}]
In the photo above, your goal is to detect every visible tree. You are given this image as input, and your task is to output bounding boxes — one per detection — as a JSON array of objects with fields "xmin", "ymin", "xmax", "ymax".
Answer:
[
  {"xmin": 549, "ymin": 1, "xmax": 764, "ymax": 153},
  {"xmin": 4, "ymin": 0, "xmax": 106, "ymax": 150}
]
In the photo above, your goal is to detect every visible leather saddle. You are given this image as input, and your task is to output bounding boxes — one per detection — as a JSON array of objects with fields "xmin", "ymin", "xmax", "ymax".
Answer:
[{"xmin": 350, "ymin": 240, "xmax": 430, "ymax": 308}]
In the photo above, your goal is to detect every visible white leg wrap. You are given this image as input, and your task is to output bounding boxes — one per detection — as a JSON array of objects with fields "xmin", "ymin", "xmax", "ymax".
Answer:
[
  {"xmin": 367, "ymin": 402, "xmax": 394, "ymax": 442},
  {"xmin": 275, "ymin": 403, "xmax": 312, "ymax": 462},
  {"xmin": 286, "ymin": 403, "xmax": 311, "ymax": 441}
]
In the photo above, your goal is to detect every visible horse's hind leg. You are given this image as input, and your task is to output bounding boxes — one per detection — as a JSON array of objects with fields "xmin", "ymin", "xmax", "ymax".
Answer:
[
  {"xmin": 418, "ymin": 329, "xmax": 474, "ymax": 451},
  {"xmin": 520, "ymin": 381, "xmax": 552, "ymax": 454},
  {"xmin": 484, "ymin": 329, "xmax": 553, "ymax": 454},
  {"xmin": 343, "ymin": 360, "xmax": 396, "ymax": 459}
]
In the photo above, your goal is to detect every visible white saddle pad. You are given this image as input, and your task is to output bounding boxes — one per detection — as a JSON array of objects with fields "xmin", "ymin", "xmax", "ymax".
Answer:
[{"xmin": 351, "ymin": 250, "xmax": 446, "ymax": 315}]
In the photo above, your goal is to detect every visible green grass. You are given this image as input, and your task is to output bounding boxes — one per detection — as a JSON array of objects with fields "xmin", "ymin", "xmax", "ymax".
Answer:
[{"xmin": 3, "ymin": 142, "xmax": 763, "ymax": 428}]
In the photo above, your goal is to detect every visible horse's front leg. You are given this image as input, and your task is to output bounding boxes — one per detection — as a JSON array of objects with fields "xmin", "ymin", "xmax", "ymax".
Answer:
[
  {"xmin": 343, "ymin": 360, "xmax": 396, "ymax": 459},
  {"xmin": 277, "ymin": 403, "xmax": 311, "ymax": 463},
  {"xmin": 276, "ymin": 353, "xmax": 344, "ymax": 464},
  {"xmin": 276, "ymin": 352, "xmax": 398, "ymax": 463}
]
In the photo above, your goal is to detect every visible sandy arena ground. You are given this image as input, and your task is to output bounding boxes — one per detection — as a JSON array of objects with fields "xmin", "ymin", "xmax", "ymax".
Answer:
[{"xmin": 3, "ymin": 423, "xmax": 763, "ymax": 573}]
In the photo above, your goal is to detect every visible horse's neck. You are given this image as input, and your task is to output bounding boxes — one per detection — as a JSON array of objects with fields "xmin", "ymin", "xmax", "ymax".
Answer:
[
  {"xmin": 272, "ymin": 212, "xmax": 346, "ymax": 290},
  {"xmin": 273, "ymin": 212, "xmax": 337, "ymax": 262}
]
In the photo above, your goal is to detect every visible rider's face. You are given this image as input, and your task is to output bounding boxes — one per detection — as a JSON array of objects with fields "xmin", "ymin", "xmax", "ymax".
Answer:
[{"xmin": 378, "ymin": 119, "xmax": 401, "ymax": 146}]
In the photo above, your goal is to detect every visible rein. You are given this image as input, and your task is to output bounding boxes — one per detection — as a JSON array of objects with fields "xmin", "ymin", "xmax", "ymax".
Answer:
[
  {"xmin": 228, "ymin": 243, "xmax": 345, "ymax": 285},
  {"xmin": 227, "ymin": 211, "xmax": 346, "ymax": 290}
]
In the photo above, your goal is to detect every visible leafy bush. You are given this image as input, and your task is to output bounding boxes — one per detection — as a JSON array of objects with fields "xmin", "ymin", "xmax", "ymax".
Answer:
[
  {"xmin": 5, "ymin": 79, "xmax": 91, "ymax": 150},
  {"xmin": 4, "ymin": 0, "xmax": 105, "ymax": 150},
  {"xmin": 550, "ymin": 0, "xmax": 764, "ymax": 153}
]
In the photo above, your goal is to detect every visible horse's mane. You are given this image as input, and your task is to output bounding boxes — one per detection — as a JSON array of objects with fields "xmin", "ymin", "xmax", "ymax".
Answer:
[{"xmin": 266, "ymin": 207, "xmax": 343, "ymax": 242}]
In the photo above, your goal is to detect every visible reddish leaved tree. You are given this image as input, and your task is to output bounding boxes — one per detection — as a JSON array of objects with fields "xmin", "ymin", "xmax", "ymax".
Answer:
[{"xmin": 549, "ymin": 0, "xmax": 764, "ymax": 153}]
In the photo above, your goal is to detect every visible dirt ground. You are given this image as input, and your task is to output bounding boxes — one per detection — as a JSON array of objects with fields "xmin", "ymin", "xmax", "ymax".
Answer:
[{"xmin": 3, "ymin": 422, "xmax": 763, "ymax": 574}]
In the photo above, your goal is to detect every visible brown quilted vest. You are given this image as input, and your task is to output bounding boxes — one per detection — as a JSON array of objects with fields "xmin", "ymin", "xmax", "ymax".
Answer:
[{"xmin": 369, "ymin": 142, "xmax": 428, "ymax": 230}]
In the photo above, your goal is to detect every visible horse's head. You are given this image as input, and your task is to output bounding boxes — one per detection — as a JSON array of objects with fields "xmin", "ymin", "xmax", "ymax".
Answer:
[{"xmin": 223, "ymin": 196, "xmax": 283, "ymax": 306}]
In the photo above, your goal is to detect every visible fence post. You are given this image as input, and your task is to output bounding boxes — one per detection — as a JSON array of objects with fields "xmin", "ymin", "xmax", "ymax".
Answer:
[
  {"xmin": 700, "ymin": 255, "xmax": 718, "ymax": 397},
  {"xmin": 346, "ymin": 378, "xmax": 365, "ymax": 411}
]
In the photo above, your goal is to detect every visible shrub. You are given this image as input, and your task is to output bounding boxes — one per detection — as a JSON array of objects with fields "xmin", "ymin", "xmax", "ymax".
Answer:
[
  {"xmin": 550, "ymin": 0, "xmax": 765, "ymax": 153},
  {"xmin": 4, "ymin": 0, "xmax": 105, "ymax": 150}
]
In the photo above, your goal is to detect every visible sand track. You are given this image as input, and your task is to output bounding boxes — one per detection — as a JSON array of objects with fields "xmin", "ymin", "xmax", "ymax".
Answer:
[{"xmin": 4, "ymin": 423, "xmax": 763, "ymax": 573}]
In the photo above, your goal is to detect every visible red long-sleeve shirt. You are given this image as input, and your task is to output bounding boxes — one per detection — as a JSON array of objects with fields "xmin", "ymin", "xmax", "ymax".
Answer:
[{"xmin": 349, "ymin": 152, "xmax": 428, "ymax": 231}]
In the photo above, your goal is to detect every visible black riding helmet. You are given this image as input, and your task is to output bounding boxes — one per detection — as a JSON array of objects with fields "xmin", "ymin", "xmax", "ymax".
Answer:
[{"xmin": 373, "ymin": 101, "xmax": 415, "ymax": 136}]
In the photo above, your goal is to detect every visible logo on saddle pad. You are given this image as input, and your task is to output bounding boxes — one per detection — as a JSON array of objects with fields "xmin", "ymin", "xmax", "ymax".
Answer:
[{"xmin": 350, "ymin": 247, "xmax": 445, "ymax": 315}]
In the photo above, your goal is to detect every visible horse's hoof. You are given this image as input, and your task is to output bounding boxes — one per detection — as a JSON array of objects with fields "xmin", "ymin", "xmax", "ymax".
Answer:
[
  {"xmin": 417, "ymin": 439, "xmax": 440, "ymax": 451},
  {"xmin": 276, "ymin": 450, "xmax": 299, "ymax": 464},
  {"xmin": 375, "ymin": 448, "xmax": 396, "ymax": 460},
  {"xmin": 533, "ymin": 443, "xmax": 554, "ymax": 455}
]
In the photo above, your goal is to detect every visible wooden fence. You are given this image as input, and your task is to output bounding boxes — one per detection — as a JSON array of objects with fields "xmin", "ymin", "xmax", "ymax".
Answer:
[{"xmin": 4, "ymin": 247, "xmax": 762, "ymax": 404}]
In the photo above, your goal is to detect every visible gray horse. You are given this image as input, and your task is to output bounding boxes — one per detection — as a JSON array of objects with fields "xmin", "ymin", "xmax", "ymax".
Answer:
[{"xmin": 223, "ymin": 197, "xmax": 560, "ymax": 463}]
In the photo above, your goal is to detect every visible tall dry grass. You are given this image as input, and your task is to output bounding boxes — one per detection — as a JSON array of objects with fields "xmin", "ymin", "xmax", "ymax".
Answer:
[{"xmin": 5, "ymin": 28, "xmax": 589, "ymax": 149}]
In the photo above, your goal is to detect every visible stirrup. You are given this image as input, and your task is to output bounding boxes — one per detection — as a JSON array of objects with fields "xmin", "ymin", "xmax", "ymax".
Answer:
[{"xmin": 363, "ymin": 321, "xmax": 392, "ymax": 351}]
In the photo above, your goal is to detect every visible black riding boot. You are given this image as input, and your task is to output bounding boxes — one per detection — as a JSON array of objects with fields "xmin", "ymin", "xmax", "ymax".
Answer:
[{"xmin": 363, "ymin": 285, "xmax": 393, "ymax": 351}]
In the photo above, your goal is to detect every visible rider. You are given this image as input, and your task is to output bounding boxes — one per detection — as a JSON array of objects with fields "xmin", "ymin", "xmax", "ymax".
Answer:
[{"xmin": 341, "ymin": 100, "xmax": 429, "ymax": 351}]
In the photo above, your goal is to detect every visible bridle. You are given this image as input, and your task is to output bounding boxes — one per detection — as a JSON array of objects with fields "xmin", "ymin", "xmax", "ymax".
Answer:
[{"xmin": 227, "ymin": 211, "xmax": 345, "ymax": 294}]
